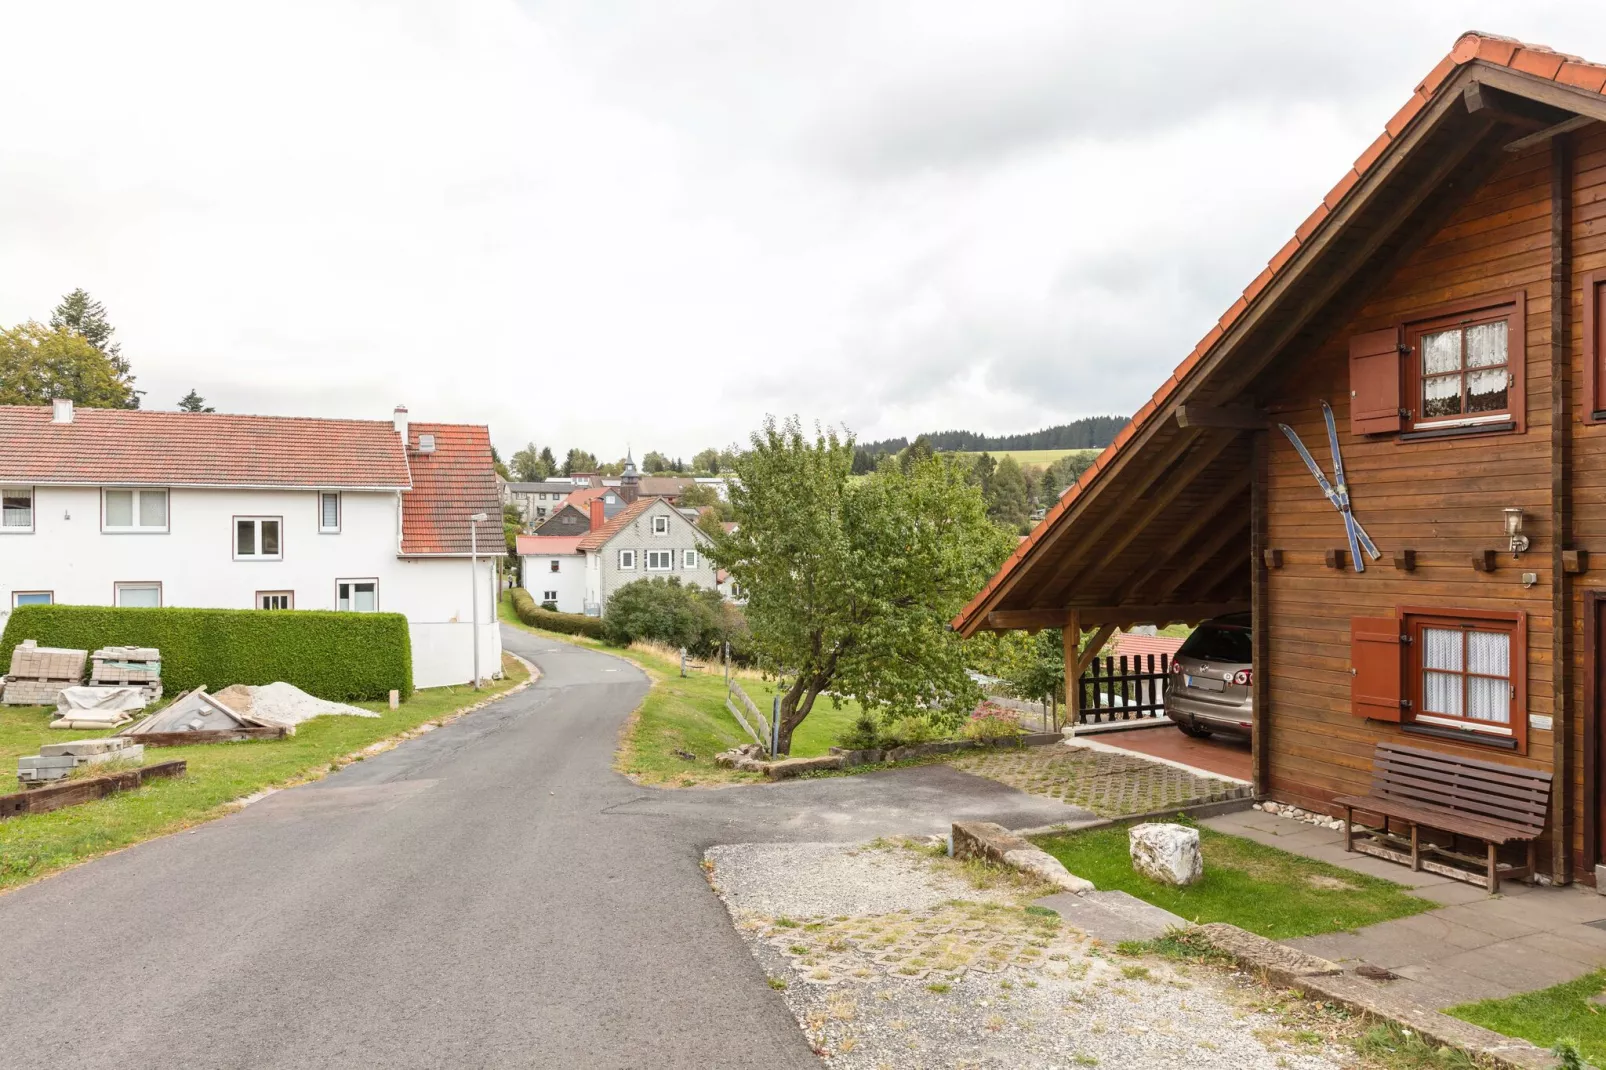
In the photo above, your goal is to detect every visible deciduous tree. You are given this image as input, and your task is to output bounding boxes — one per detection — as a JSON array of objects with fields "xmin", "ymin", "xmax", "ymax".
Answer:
[
  {"xmin": 642, "ymin": 450, "xmax": 670, "ymax": 473},
  {"xmin": 563, "ymin": 448, "xmax": 598, "ymax": 476},
  {"xmin": 706, "ymin": 417, "xmax": 1011, "ymax": 753},
  {"xmin": 693, "ymin": 447, "xmax": 722, "ymax": 474},
  {"xmin": 0, "ymin": 322, "xmax": 137, "ymax": 408},
  {"xmin": 50, "ymin": 289, "xmax": 138, "ymax": 407},
  {"xmin": 511, "ymin": 442, "xmax": 550, "ymax": 482},
  {"xmin": 987, "ymin": 456, "xmax": 1031, "ymax": 531}
]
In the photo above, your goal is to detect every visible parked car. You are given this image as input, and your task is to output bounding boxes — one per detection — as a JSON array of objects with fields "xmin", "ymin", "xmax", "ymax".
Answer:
[{"xmin": 1165, "ymin": 612, "xmax": 1253, "ymax": 739}]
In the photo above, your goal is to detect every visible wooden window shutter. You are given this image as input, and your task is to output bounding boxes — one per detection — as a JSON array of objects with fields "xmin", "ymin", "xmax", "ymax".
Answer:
[
  {"xmin": 1351, "ymin": 616, "xmax": 1404, "ymax": 722},
  {"xmin": 1348, "ymin": 326, "xmax": 1404, "ymax": 435}
]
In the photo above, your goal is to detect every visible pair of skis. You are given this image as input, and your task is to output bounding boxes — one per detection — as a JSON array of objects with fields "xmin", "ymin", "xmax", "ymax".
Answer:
[{"xmin": 1278, "ymin": 401, "xmax": 1380, "ymax": 572}]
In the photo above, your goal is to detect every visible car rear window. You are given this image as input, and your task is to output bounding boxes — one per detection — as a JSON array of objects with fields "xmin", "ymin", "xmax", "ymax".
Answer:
[{"xmin": 1178, "ymin": 624, "xmax": 1252, "ymax": 664}]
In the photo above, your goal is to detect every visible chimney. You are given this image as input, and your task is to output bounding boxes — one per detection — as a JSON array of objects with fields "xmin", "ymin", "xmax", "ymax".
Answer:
[
  {"xmin": 51, "ymin": 398, "xmax": 74, "ymax": 424},
  {"xmin": 393, "ymin": 405, "xmax": 409, "ymax": 439},
  {"xmin": 589, "ymin": 497, "xmax": 605, "ymax": 532}
]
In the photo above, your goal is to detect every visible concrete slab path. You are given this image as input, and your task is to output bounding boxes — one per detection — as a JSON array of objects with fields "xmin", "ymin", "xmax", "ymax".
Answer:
[
  {"xmin": 0, "ymin": 625, "xmax": 1097, "ymax": 1070},
  {"xmin": 1202, "ymin": 808, "xmax": 1606, "ymax": 1009}
]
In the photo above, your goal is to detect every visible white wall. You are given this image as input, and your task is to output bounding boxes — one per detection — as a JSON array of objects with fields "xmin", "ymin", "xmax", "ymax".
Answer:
[
  {"xmin": 0, "ymin": 485, "xmax": 501, "ymax": 689},
  {"xmin": 518, "ymin": 552, "xmax": 586, "ymax": 614}
]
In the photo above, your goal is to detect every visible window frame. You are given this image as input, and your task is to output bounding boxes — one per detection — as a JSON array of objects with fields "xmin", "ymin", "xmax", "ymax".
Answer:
[
  {"xmin": 645, "ymin": 549, "xmax": 674, "ymax": 571},
  {"xmin": 618, "ymin": 549, "xmax": 637, "ymax": 571},
  {"xmin": 11, "ymin": 590, "xmax": 53, "ymax": 608},
  {"xmin": 1, "ymin": 485, "xmax": 34, "ymax": 533},
  {"xmin": 113, "ymin": 581, "xmax": 163, "ymax": 608},
  {"xmin": 233, "ymin": 515, "xmax": 285, "ymax": 561},
  {"xmin": 102, "ymin": 487, "xmax": 170, "ymax": 534},
  {"xmin": 542, "ymin": 589, "xmax": 559, "ymax": 602},
  {"xmin": 335, "ymin": 578, "xmax": 379, "ymax": 612},
  {"xmin": 1398, "ymin": 291, "xmax": 1526, "ymax": 438},
  {"xmin": 256, "ymin": 590, "xmax": 294, "ymax": 610},
  {"xmin": 1585, "ymin": 269, "xmax": 1606, "ymax": 424},
  {"xmin": 683, "ymin": 548, "xmax": 699, "ymax": 569},
  {"xmin": 318, "ymin": 491, "xmax": 341, "ymax": 534},
  {"xmin": 1401, "ymin": 606, "xmax": 1527, "ymax": 752},
  {"xmin": 651, "ymin": 515, "xmax": 671, "ymax": 536},
  {"xmin": 549, "ymin": 559, "xmax": 561, "ymax": 573}
]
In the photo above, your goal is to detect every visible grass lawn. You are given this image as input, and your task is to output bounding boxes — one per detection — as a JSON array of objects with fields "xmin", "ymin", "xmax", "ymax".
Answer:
[
  {"xmin": 1034, "ymin": 818, "xmax": 1434, "ymax": 940},
  {"xmin": 498, "ymin": 593, "xmax": 863, "ymax": 786},
  {"xmin": 950, "ymin": 448, "xmax": 1101, "ymax": 468},
  {"xmin": 0, "ymin": 653, "xmax": 527, "ymax": 893},
  {"xmin": 1449, "ymin": 969, "xmax": 1605, "ymax": 1066}
]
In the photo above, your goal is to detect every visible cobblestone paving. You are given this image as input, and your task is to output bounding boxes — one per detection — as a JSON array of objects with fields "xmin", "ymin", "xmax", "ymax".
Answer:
[{"xmin": 949, "ymin": 745, "xmax": 1251, "ymax": 817}]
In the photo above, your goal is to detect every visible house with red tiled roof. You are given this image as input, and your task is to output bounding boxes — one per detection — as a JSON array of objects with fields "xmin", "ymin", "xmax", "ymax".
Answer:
[
  {"xmin": 0, "ymin": 401, "xmax": 501, "ymax": 688},
  {"xmin": 953, "ymin": 32, "xmax": 1606, "ymax": 887},
  {"xmin": 516, "ymin": 495, "xmax": 717, "ymax": 615}
]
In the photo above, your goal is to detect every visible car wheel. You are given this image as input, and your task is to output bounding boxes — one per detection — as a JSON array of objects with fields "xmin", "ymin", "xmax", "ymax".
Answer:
[{"xmin": 1177, "ymin": 722, "xmax": 1213, "ymax": 739}]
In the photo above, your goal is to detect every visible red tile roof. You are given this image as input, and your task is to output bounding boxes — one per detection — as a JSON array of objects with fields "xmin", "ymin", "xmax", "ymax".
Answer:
[
  {"xmin": 1109, "ymin": 633, "xmax": 1185, "ymax": 662},
  {"xmin": 0, "ymin": 405, "xmax": 411, "ymax": 488},
  {"xmin": 515, "ymin": 534, "xmax": 584, "ymax": 556},
  {"xmin": 399, "ymin": 422, "xmax": 502, "ymax": 556},
  {"xmin": 575, "ymin": 496, "xmax": 665, "ymax": 551},
  {"xmin": 953, "ymin": 31, "xmax": 1606, "ymax": 635},
  {"xmin": 564, "ymin": 486, "xmax": 612, "ymax": 508}
]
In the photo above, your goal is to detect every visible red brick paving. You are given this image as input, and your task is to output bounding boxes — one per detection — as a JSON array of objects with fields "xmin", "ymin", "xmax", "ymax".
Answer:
[{"xmin": 1090, "ymin": 725, "xmax": 1252, "ymax": 783}]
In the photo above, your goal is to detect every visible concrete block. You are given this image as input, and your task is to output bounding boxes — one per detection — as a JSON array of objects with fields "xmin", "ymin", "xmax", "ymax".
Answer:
[
  {"xmin": 763, "ymin": 755, "xmax": 845, "ymax": 779},
  {"xmin": 40, "ymin": 738, "xmax": 133, "ymax": 757}
]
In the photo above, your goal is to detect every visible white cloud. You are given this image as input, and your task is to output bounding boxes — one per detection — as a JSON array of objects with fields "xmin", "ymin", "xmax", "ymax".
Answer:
[{"xmin": 1, "ymin": 0, "xmax": 1601, "ymax": 458}]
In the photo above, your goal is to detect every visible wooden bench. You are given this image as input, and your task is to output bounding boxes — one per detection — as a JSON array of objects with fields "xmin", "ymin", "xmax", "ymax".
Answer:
[{"xmin": 1332, "ymin": 742, "xmax": 1551, "ymax": 893}]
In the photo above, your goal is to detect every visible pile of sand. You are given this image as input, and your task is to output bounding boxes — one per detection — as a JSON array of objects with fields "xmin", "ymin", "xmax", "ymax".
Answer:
[{"xmin": 235, "ymin": 682, "xmax": 378, "ymax": 727}]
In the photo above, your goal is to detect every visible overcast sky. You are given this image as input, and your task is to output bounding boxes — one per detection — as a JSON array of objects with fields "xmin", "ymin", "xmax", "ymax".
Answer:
[{"xmin": 3, "ymin": 2, "xmax": 1602, "ymax": 461}]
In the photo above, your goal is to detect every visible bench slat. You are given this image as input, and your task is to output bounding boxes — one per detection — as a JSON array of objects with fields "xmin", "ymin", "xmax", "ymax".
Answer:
[
  {"xmin": 1334, "ymin": 794, "xmax": 1536, "ymax": 843},
  {"xmin": 1373, "ymin": 752, "xmax": 1552, "ymax": 800},
  {"xmin": 1371, "ymin": 771, "xmax": 1550, "ymax": 820}
]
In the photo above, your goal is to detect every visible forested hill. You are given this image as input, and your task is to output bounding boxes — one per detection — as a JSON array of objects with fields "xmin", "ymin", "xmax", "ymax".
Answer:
[{"xmin": 857, "ymin": 415, "xmax": 1127, "ymax": 457}]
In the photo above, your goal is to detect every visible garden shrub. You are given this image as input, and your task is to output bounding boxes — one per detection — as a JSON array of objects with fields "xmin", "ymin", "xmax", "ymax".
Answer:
[
  {"xmin": 508, "ymin": 587, "xmax": 606, "ymax": 639},
  {"xmin": 601, "ymin": 577, "xmax": 744, "ymax": 657},
  {"xmin": 960, "ymin": 701, "xmax": 1025, "ymax": 742},
  {"xmin": 0, "ymin": 604, "xmax": 412, "ymax": 701}
]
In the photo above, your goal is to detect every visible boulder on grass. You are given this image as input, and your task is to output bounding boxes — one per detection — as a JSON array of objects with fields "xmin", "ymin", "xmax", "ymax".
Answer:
[{"xmin": 1129, "ymin": 822, "xmax": 1203, "ymax": 886}]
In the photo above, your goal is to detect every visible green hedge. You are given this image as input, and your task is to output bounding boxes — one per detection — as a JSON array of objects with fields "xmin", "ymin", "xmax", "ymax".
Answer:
[
  {"xmin": 509, "ymin": 588, "xmax": 606, "ymax": 639},
  {"xmin": 0, "ymin": 605, "xmax": 413, "ymax": 701}
]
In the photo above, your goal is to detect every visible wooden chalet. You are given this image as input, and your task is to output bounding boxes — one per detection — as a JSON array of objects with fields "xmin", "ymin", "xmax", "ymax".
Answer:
[{"xmin": 952, "ymin": 32, "xmax": 1606, "ymax": 885}]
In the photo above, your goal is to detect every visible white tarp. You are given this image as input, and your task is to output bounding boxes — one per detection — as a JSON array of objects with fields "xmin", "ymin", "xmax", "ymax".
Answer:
[{"xmin": 57, "ymin": 686, "xmax": 149, "ymax": 713}]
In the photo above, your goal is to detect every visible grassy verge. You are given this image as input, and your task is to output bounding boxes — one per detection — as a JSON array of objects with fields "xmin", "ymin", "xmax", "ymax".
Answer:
[
  {"xmin": 499, "ymin": 592, "xmax": 862, "ymax": 786},
  {"xmin": 1448, "ymin": 970, "xmax": 1603, "ymax": 1067},
  {"xmin": 0, "ymin": 653, "xmax": 528, "ymax": 893},
  {"xmin": 1034, "ymin": 818, "xmax": 1433, "ymax": 939}
]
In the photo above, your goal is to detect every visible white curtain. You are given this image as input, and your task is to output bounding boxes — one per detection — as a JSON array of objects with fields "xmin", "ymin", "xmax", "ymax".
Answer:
[
  {"xmin": 1467, "ymin": 630, "xmax": 1510, "ymax": 723},
  {"xmin": 1422, "ymin": 626, "xmax": 1462, "ymax": 717}
]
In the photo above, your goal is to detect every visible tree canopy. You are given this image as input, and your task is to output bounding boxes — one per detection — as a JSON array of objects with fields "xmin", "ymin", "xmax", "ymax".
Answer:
[
  {"xmin": 177, "ymin": 389, "xmax": 214, "ymax": 412},
  {"xmin": 49, "ymin": 289, "xmax": 138, "ymax": 408},
  {"xmin": 0, "ymin": 322, "xmax": 139, "ymax": 408},
  {"xmin": 510, "ymin": 442, "xmax": 552, "ymax": 482},
  {"xmin": 706, "ymin": 417, "xmax": 1012, "ymax": 753},
  {"xmin": 562, "ymin": 448, "xmax": 599, "ymax": 475},
  {"xmin": 642, "ymin": 450, "xmax": 670, "ymax": 473}
]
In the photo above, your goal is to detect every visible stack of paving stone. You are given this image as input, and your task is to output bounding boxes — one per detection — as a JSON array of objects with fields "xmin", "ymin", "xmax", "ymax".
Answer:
[
  {"xmin": 89, "ymin": 646, "xmax": 163, "ymax": 702},
  {"xmin": 0, "ymin": 641, "xmax": 88, "ymax": 706},
  {"xmin": 17, "ymin": 737, "xmax": 145, "ymax": 785}
]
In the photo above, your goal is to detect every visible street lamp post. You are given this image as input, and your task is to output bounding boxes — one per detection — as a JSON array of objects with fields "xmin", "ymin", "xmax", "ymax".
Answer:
[{"xmin": 470, "ymin": 511, "xmax": 489, "ymax": 689}]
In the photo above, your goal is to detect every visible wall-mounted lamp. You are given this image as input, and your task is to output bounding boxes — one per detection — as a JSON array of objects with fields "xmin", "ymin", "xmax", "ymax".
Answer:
[{"xmin": 1504, "ymin": 507, "xmax": 1529, "ymax": 556}]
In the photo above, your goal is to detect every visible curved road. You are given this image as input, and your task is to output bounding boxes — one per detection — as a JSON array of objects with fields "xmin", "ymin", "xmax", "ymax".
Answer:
[{"xmin": 0, "ymin": 625, "xmax": 1094, "ymax": 1069}]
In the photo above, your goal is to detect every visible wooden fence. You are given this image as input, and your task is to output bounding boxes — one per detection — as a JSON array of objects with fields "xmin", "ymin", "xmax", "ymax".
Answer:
[
  {"xmin": 1076, "ymin": 653, "xmax": 1171, "ymax": 726},
  {"xmin": 725, "ymin": 679, "xmax": 771, "ymax": 754}
]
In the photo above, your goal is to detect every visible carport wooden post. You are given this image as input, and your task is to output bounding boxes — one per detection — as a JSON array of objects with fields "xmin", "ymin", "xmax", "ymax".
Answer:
[{"xmin": 1063, "ymin": 612, "xmax": 1080, "ymax": 737}]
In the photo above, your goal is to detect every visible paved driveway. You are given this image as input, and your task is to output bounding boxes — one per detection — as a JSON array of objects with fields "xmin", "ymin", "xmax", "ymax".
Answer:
[{"xmin": 0, "ymin": 626, "xmax": 1094, "ymax": 1069}]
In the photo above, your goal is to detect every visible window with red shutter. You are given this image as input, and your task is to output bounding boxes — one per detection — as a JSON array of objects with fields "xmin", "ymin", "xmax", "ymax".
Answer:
[
  {"xmin": 1348, "ymin": 328, "xmax": 1403, "ymax": 435},
  {"xmin": 1350, "ymin": 616, "xmax": 1404, "ymax": 722}
]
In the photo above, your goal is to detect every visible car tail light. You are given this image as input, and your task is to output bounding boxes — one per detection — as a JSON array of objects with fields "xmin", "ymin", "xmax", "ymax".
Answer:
[
  {"xmin": 1170, "ymin": 661, "xmax": 1184, "ymax": 674},
  {"xmin": 1233, "ymin": 669, "xmax": 1253, "ymax": 686}
]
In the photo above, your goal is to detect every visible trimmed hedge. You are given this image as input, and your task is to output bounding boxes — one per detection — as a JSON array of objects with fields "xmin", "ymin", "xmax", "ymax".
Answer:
[
  {"xmin": 509, "ymin": 588, "xmax": 606, "ymax": 639},
  {"xmin": 0, "ymin": 605, "xmax": 413, "ymax": 701}
]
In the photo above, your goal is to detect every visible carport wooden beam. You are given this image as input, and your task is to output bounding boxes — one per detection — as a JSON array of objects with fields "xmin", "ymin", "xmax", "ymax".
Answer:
[{"xmin": 987, "ymin": 601, "xmax": 1250, "ymax": 631}]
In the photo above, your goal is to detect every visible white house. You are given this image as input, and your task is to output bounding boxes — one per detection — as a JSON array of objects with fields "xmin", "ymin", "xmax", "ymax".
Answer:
[
  {"xmin": 517, "ymin": 496, "xmax": 716, "ymax": 616},
  {"xmin": 0, "ymin": 401, "xmax": 502, "ymax": 689}
]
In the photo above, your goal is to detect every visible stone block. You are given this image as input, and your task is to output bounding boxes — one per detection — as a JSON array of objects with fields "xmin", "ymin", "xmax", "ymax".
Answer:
[
  {"xmin": 1036, "ymin": 890, "xmax": 1188, "ymax": 943},
  {"xmin": 763, "ymin": 755, "xmax": 844, "ymax": 779},
  {"xmin": 1192, "ymin": 922, "xmax": 1342, "ymax": 981},
  {"xmin": 1130, "ymin": 822, "xmax": 1203, "ymax": 886},
  {"xmin": 40, "ymin": 738, "xmax": 133, "ymax": 757},
  {"xmin": 953, "ymin": 821, "xmax": 1094, "ymax": 894}
]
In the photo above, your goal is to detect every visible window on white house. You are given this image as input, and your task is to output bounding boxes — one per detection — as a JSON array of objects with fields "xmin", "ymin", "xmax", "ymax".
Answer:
[
  {"xmin": 103, "ymin": 489, "xmax": 168, "ymax": 532},
  {"xmin": 549, "ymin": 560, "xmax": 561, "ymax": 572},
  {"xmin": 319, "ymin": 492, "xmax": 341, "ymax": 533},
  {"xmin": 12, "ymin": 591, "xmax": 52, "ymax": 607},
  {"xmin": 543, "ymin": 590, "xmax": 558, "ymax": 602},
  {"xmin": 114, "ymin": 582, "xmax": 162, "ymax": 608},
  {"xmin": 618, "ymin": 549, "xmax": 637, "ymax": 570},
  {"xmin": 235, "ymin": 517, "xmax": 283, "ymax": 560},
  {"xmin": 257, "ymin": 591, "xmax": 293, "ymax": 610},
  {"xmin": 651, "ymin": 515, "xmax": 670, "ymax": 535},
  {"xmin": 683, "ymin": 549, "xmax": 699, "ymax": 569},
  {"xmin": 2, "ymin": 487, "xmax": 33, "ymax": 531},
  {"xmin": 645, "ymin": 549, "xmax": 673, "ymax": 571},
  {"xmin": 337, "ymin": 579, "xmax": 378, "ymax": 612}
]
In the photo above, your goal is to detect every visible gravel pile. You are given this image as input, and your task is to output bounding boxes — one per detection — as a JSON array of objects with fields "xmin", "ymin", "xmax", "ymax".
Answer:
[{"xmin": 706, "ymin": 841, "xmax": 1014, "ymax": 917}]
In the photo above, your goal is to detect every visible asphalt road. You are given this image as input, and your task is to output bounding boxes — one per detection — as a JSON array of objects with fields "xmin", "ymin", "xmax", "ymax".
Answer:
[{"xmin": 0, "ymin": 626, "xmax": 1094, "ymax": 1069}]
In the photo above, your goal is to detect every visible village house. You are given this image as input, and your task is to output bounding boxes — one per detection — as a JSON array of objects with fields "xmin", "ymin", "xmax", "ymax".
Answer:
[
  {"xmin": 0, "ymin": 402, "xmax": 502, "ymax": 689},
  {"xmin": 531, "ymin": 502, "xmax": 591, "ymax": 535},
  {"xmin": 954, "ymin": 33, "xmax": 1606, "ymax": 887},
  {"xmin": 518, "ymin": 495, "xmax": 716, "ymax": 616},
  {"xmin": 502, "ymin": 479, "xmax": 582, "ymax": 521}
]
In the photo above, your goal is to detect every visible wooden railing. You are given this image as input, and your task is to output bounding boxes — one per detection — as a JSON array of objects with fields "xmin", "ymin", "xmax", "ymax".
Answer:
[
  {"xmin": 1076, "ymin": 653, "xmax": 1171, "ymax": 725},
  {"xmin": 725, "ymin": 679, "xmax": 771, "ymax": 754}
]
